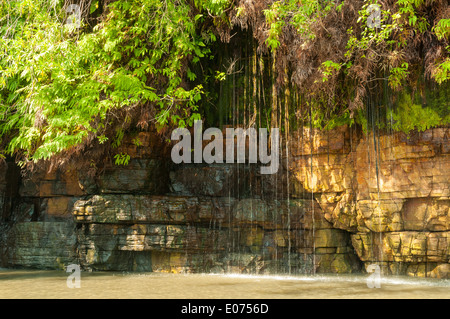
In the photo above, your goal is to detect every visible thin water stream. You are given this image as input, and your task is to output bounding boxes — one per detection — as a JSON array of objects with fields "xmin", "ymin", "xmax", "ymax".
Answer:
[{"xmin": 0, "ymin": 269, "xmax": 448, "ymax": 299}]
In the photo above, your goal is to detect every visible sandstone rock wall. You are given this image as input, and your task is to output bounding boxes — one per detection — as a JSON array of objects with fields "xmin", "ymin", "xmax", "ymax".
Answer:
[
  {"xmin": 0, "ymin": 125, "xmax": 448, "ymax": 278},
  {"xmin": 288, "ymin": 126, "xmax": 449, "ymax": 278}
]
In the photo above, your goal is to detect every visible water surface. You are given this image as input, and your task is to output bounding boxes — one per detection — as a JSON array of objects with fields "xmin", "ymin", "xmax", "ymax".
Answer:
[{"xmin": 0, "ymin": 269, "xmax": 448, "ymax": 299}]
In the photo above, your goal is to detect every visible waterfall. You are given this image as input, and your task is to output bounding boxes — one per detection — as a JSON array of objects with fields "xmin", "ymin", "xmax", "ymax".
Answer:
[{"xmin": 2, "ymin": 25, "xmax": 448, "ymax": 281}]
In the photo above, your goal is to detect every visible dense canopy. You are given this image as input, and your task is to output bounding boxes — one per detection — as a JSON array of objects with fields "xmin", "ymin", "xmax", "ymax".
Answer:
[{"xmin": 0, "ymin": 0, "xmax": 449, "ymax": 168}]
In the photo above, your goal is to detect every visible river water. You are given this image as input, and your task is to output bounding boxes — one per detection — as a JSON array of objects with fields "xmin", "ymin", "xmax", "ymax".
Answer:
[{"xmin": 0, "ymin": 268, "xmax": 448, "ymax": 299}]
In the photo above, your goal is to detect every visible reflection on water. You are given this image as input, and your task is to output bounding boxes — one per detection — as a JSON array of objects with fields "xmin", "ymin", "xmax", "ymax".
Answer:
[{"xmin": 0, "ymin": 268, "xmax": 448, "ymax": 299}]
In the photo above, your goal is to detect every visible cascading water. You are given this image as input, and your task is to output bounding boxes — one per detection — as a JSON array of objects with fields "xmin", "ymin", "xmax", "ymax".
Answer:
[
  {"xmin": 196, "ymin": 28, "xmax": 327, "ymax": 276},
  {"xmin": 1, "ymin": 25, "xmax": 448, "ymax": 288},
  {"xmin": 192, "ymin": 26, "xmax": 449, "ymax": 278},
  {"xmin": 1, "ymin": 1, "xmax": 449, "ymax": 303}
]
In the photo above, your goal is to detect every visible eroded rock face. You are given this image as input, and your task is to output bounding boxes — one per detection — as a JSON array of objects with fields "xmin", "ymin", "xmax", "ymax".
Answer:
[
  {"xmin": 5, "ymin": 222, "xmax": 77, "ymax": 269},
  {"xmin": 71, "ymin": 194, "xmax": 359, "ymax": 273},
  {"xmin": 352, "ymin": 231, "xmax": 449, "ymax": 277},
  {"xmin": 0, "ymin": 126, "xmax": 448, "ymax": 278},
  {"xmin": 288, "ymin": 126, "xmax": 449, "ymax": 278}
]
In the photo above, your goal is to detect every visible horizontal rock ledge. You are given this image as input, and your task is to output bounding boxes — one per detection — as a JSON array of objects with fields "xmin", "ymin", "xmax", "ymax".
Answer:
[{"xmin": 72, "ymin": 194, "xmax": 333, "ymax": 230}]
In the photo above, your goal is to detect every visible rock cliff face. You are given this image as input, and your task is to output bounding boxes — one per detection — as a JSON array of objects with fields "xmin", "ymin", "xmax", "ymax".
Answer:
[
  {"xmin": 0, "ymin": 125, "xmax": 448, "ymax": 278},
  {"xmin": 288, "ymin": 125, "xmax": 449, "ymax": 278}
]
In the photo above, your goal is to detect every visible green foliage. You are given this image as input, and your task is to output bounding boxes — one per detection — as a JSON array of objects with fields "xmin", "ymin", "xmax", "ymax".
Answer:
[
  {"xmin": 432, "ymin": 18, "xmax": 450, "ymax": 84},
  {"xmin": 320, "ymin": 60, "xmax": 342, "ymax": 82},
  {"xmin": 114, "ymin": 152, "xmax": 130, "ymax": 166},
  {"xmin": 388, "ymin": 94, "xmax": 448, "ymax": 133},
  {"xmin": 0, "ymin": 0, "xmax": 448, "ymax": 166},
  {"xmin": 263, "ymin": 0, "xmax": 337, "ymax": 50},
  {"xmin": 324, "ymin": 111, "xmax": 355, "ymax": 130},
  {"xmin": 111, "ymin": 129, "xmax": 125, "ymax": 149},
  {"xmin": 389, "ymin": 63, "xmax": 410, "ymax": 89},
  {"xmin": 433, "ymin": 59, "xmax": 450, "ymax": 84},
  {"xmin": 260, "ymin": 0, "xmax": 448, "ymax": 133},
  {"xmin": 132, "ymin": 137, "xmax": 142, "ymax": 147},
  {"xmin": 355, "ymin": 108, "xmax": 369, "ymax": 135},
  {"xmin": 194, "ymin": 0, "xmax": 231, "ymax": 16},
  {"xmin": 433, "ymin": 18, "xmax": 450, "ymax": 40},
  {"xmin": 346, "ymin": 0, "xmax": 448, "ymax": 88},
  {"xmin": 0, "ymin": 0, "xmax": 229, "ymax": 163}
]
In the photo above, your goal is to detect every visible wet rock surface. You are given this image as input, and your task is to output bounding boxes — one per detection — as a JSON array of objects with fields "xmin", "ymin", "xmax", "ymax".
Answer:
[
  {"xmin": 288, "ymin": 126, "xmax": 449, "ymax": 278},
  {"xmin": 0, "ymin": 127, "xmax": 448, "ymax": 278}
]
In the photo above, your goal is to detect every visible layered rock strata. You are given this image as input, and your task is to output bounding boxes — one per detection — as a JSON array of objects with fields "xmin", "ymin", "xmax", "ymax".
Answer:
[
  {"xmin": 0, "ymin": 125, "xmax": 448, "ymax": 278},
  {"xmin": 288, "ymin": 126, "xmax": 449, "ymax": 278}
]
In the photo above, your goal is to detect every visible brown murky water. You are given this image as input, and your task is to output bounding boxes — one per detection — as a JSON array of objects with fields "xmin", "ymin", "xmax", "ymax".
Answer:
[{"xmin": 0, "ymin": 269, "xmax": 448, "ymax": 299}]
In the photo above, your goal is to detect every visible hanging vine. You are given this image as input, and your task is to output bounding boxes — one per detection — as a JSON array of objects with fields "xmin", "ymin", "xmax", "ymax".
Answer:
[{"xmin": 0, "ymin": 0, "xmax": 448, "ymax": 168}]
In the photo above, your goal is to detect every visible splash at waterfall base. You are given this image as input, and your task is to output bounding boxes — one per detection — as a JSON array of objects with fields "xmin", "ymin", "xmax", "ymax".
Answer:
[{"xmin": 0, "ymin": 125, "xmax": 448, "ymax": 279}]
